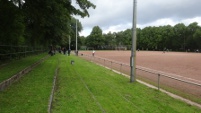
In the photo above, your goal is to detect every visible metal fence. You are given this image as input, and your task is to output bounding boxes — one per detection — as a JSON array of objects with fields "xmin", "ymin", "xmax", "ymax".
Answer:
[
  {"xmin": 79, "ymin": 53, "xmax": 201, "ymax": 102},
  {"xmin": 0, "ymin": 45, "xmax": 45, "ymax": 63}
]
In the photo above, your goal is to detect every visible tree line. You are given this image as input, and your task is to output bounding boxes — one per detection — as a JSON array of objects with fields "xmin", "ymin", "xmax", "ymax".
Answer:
[
  {"xmin": 0, "ymin": 0, "xmax": 95, "ymax": 49},
  {"xmin": 82, "ymin": 22, "xmax": 201, "ymax": 52},
  {"xmin": 1, "ymin": 0, "xmax": 200, "ymax": 52}
]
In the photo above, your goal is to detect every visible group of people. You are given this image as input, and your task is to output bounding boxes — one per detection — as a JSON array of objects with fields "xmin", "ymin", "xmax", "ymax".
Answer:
[
  {"xmin": 48, "ymin": 45, "xmax": 55, "ymax": 56},
  {"xmin": 59, "ymin": 47, "xmax": 71, "ymax": 56},
  {"xmin": 48, "ymin": 45, "xmax": 97, "ymax": 57},
  {"xmin": 48, "ymin": 45, "xmax": 71, "ymax": 56}
]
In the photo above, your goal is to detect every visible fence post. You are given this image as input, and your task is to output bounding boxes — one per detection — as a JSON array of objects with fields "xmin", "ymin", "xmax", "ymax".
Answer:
[
  {"xmin": 24, "ymin": 46, "xmax": 26, "ymax": 57},
  {"xmin": 111, "ymin": 61, "xmax": 113, "ymax": 70},
  {"xmin": 90, "ymin": 55, "xmax": 92, "ymax": 61},
  {"xmin": 10, "ymin": 45, "xmax": 12, "ymax": 60},
  {"xmin": 120, "ymin": 64, "xmax": 122, "ymax": 75},
  {"xmin": 104, "ymin": 59, "xmax": 105, "ymax": 67},
  {"xmin": 158, "ymin": 74, "xmax": 160, "ymax": 90}
]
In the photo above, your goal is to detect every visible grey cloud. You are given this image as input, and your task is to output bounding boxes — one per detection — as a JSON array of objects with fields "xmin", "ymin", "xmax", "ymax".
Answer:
[
  {"xmin": 79, "ymin": 0, "xmax": 133, "ymax": 28},
  {"xmin": 138, "ymin": 0, "xmax": 201, "ymax": 24},
  {"xmin": 78, "ymin": 0, "xmax": 201, "ymax": 36}
]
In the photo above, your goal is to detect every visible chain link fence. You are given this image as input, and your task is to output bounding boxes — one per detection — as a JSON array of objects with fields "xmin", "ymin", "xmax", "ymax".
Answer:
[{"xmin": 0, "ymin": 45, "xmax": 45, "ymax": 64}]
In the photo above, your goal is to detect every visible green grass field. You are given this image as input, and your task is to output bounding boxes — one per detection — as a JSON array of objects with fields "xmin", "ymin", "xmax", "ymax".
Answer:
[
  {"xmin": 52, "ymin": 55, "xmax": 201, "ymax": 113},
  {"xmin": 0, "ymin": 54, "xmax": 200, "ymax": 113}
]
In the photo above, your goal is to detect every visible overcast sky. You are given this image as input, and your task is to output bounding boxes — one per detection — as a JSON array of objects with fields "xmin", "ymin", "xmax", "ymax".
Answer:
[{"xmin": 76, "ymin": 0, "xmax": 201, "ymax": 36}]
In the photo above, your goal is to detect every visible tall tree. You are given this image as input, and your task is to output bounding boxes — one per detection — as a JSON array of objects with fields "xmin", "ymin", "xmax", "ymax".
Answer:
[
  {"xmin": 122, "ymin": 29, "xmax": 132, "ymax": 46},
  {"xmin": 103, "ymin": 32, "xmax": 116, "ymax": 49},
  {"xmin": 1, "ymin": 0, "xmax": 95, "ymax": 47},
  {"xmin": 86, "ymin": 26, "xmax": 104, "ymax": 49},
  {"xmin": 186, "ymin": 22, "xmax": 200, "ymax": 50},
  {"xmin": 173, "ymin": 23, "xmax": 187, "ymax": 50},
  {"xmin": 115, "ymin": 31, "xmax": 124, "ymax": 46},
  {"xmin": 193, "ymin": 28, "xmax": 201, "ymax": 50},
  {"xmin": 22, "ymin": 0, "xmax": 95, "ymax": 47},
  {"xmin": 0, "ymin": 0, "xmax": 25, "ymax": 45}
]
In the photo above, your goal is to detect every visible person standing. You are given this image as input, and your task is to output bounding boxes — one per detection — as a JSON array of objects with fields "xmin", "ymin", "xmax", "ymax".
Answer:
[
  {"xmin": 63, "ymin": 47, "xmax": 66, "ymax": 55},
  {"xmin": 92, "ymin": 50, "xmax": 95, "ymax": 56},
  {"xmin": 68, "ymin": 49, "xmax": 71, "ymax": 56}
]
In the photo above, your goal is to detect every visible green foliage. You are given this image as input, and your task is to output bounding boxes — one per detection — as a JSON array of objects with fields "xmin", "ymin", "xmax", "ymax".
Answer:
[
  {"xmin": 0, "ymin": 0, "xmax": 95, "ymax": 48},
  {"xmin": 193, "ymin": 29, "xmax": 201, "ymax": 49},
  {"xmin": 75, "ymin": 0, "xmax": 96, "ymax": 17},
  {"xmin": 0, "ymin": 0, "xmax": 25, "ymax": 45},
  {"xmin": 103, "ymin": 32, "xmax": 116, "ymax": 49},
  {"xmin": 86, "ymin": 22, "xmax": 201, "ymax": 51},
  {"xmin": 136, "ymin": 23, "xmax": 201, "ymax": 51},
  {"xmin": 86, "ymin": 26, "xmax": 104, "ymax": 49},
  {"xmin": 79, "ymin": 36, "xmax": 86, "ymax": 45},
  {"xmin": 23, "ymin": 0, "xmax": 71, "ymax": 46}
]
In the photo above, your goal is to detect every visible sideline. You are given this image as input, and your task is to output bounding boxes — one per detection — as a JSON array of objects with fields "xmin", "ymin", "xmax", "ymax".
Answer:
[{"xmin": 90, "ymin": 60, "xmax": 201, "ymax": 109}]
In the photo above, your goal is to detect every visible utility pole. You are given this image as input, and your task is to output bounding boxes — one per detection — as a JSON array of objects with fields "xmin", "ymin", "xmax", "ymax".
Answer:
[{"xmin": 130, "ymin": 0, "xmax": 137, "ymax": 83}]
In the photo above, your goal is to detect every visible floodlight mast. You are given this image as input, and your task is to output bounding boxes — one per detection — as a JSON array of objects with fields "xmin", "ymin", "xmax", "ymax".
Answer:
[{"xmin": 130, "ymin": 0, "xmax": 137, "ymax": 83}]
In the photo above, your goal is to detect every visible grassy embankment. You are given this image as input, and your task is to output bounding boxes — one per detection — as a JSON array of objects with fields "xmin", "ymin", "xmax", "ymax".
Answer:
[
  {"xmin": 0, "ymin": 54, "xmax": 57, "ymax": 113},
  {"xmin": 0, "ymin": 53, "xmax": 47, "ymax": 83},
  {"xmin": 0, "ymin": 54, "xmax": 200, "ymax": 113}
]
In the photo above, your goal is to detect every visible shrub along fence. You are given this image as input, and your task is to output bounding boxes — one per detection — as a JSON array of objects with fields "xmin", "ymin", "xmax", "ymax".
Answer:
[{"xmin": 0, "ymin": 45, "xmax": 45, "ymax": 63}]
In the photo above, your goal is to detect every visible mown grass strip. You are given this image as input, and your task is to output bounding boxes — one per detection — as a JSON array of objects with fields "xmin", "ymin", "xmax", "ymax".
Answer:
[
  {"xmin": 0, "ymin": 55, "xmax": 59, "ymax": 113},
  {"xmin": 0, "ymin": 53, "xmax": 47, "ymax": 83},
  {"xmin": 52, "ymin": 55, "xmax": 103, "ymax": 113},
  {"xmin": 75, "ymin": 68, "xmax": 106, "ymax": 113},
  {"xmin": 52, "ymin": 55, "xmax": 201, "ymax": 113}
]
